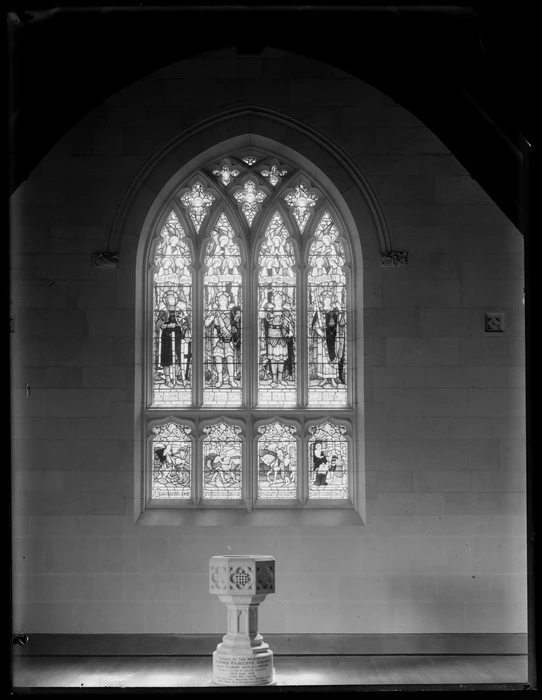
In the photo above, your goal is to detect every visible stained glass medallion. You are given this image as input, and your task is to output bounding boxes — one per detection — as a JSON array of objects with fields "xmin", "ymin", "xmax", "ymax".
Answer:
[
  {"xmin": 257, "ymin": 211, "xmax": 297, "ymax": 407},
  {"xmin": 308, "ymin": 422, "xmax": 348, "ymax": 500},
  {"xmin": 212, "ymin": 163, "xmax": 240, "ymax": 187},
  {"xmin": 284, "ymin": 181, "xmax": 319, "ymax": 232},
  {"xmin": 152, "ymin": 211, "xmax": 192, "ymax": 407},
  {"xmin": 202, "ymin": 422, "xmax": 242, "ymax": 499},
  {"xmin": 260, "ymin": 164, "xmax": 288, "ymax": 187},
  {"xmin": 180, "ymin": 181, "xmax": 215, "ymax": 232},
  {"xmin": 151, "ymin": 422, "xmax": 192, "ymax": 499},
  {"xmin": 307, "ymin": 212, "xmax": 347, "ymax": 407},
  {"xmin": 232, "ymin": 179, "xmax": 267, "ymax": 226},
  {"xmin": 203, "ymin": 213, "xmax": 243, "ymax": 407},
  {"xmin": 257, "ymin": 421, "xmax": 297, "ymax": 499}
]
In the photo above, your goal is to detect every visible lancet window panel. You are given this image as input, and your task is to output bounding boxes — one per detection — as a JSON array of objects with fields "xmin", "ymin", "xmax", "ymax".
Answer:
[
  {"xmin": 257, "ymin": 210, "xmax": 298, "ymax": 408},
  {"xmin": 307, "ymin": 211, "xmax": 348, "ymax": 408},
  {"xmin": 152, "ymin": 211, "xmax": 193, "ymax": 408},
  {"xmin": 144, "ymin": 150, "xmax": 358, "ymax": 512},
  {"xmin": 203, "ymin": 212, "xmax": 244, "ymax": 407}
]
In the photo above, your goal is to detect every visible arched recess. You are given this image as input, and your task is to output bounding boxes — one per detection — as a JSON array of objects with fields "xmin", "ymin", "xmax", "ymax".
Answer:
[{"xmin": 120, "ymin": 106, "xmax": 387, "ymax": 526}]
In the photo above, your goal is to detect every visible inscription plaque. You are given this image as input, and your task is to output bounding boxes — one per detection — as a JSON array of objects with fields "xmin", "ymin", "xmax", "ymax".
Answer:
[{"xmin": 213, "ymin": 651, "xmax": 274, "ymax": 686}]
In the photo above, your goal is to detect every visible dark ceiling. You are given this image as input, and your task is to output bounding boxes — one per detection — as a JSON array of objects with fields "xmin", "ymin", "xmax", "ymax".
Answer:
[{"xmin": 6, "ymin": 4, "xmax": 537, "ymax": 235}]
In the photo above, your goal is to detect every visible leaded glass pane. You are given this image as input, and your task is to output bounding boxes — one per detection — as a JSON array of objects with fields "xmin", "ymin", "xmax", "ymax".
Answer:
[
  {"xmin": 233, "ymin": 179, "xmax": 267, "ymax": 226},
  {"xmin": 257, "ymin": 421, "xmax": 297, "ymax": 500},
  {"xmin": 308, "ymin": 422, "xmax": 348, "ymax": 500},
  {"xmin": 203, "ymin": 213, "xmax": 243, "ymax": 407},
  {"xmin": 202, "ymin": 422, "xmax": 242, "ymax": 499},
  {"xmin": 152, "ymin": 422, "xmax": 192, "ymax": 499},
  {"xmin": 152, "ymin": 212, "xmax": 192, "ymax": 407},
  {"xmin": 307, "ymin": 212, "xmax": 347, "ymax": 407},
  {"xmin": 284, "ymin": 182, "xmax": 318, "ymax": 232},
  {"xmin": 257, "ymin": 212, "xmax": 297, "ymax": 407},
  {"xmin": 180, "ymin": 181, "xmax": 215, "ymax": 232}
]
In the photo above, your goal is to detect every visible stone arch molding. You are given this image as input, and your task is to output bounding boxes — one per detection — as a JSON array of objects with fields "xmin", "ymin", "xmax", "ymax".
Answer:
[{"xmin": 108, "ymin": 105, "xmax": 392, "ymax": 261}]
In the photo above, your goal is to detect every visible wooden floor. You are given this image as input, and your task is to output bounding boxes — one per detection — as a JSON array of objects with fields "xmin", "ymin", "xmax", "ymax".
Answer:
[{"xmin": 12, "ymin": 654, "xmax": 528, "ymax": 689}]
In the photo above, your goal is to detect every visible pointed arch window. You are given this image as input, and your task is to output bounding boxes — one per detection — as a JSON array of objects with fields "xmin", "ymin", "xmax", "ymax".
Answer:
[{"xmin": 144, "ymin": 149, "xmax": 359, "ymax": 515}]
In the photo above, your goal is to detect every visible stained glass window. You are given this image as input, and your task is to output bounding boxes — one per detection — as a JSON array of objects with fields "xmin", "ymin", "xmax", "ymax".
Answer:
[
  {"xmin": 261, "ymin": 164, "xmax": 287, "ymax": 187},
  {"xmin": 257, "ymin": 421, "xmax": 297, "ymax": 500},
  {"xmin": 307, "ymin": 212, "xmax": 347, "ymax": 407},
  {"xmin": 202, "ymin": 422, "xmax": 242, "ymax": 499},
  {"xmin": 233, "ymin": 179, "xmax": 267, "ymax": 226},
  {"xmin": 145, "ymin": 151, "xmax": 358, "ymax": 511},
  {"xmin": 284, "ymin": 181, "xmax": 319, "ymax": 232},
  {"xmin": 151, "ymin": 422, "xmax": 192, "ymax": 499},
  {"xmin": 308, "ymin": 422, "xmax": 348, "ymax": 500},
  {"xmin": 257, "ymin": 211, "xmax": 297, "ymax": 407},
  {"xmin": 180, "ymin": 181, "xmax": 215, "ymax": 232},
  {"xmin": 152, "ymin": 211, "xmax": 192, "ymax": 407},
  {"xmin": 203, "ymin": 213, "xmax": 243, "ymax": 407}
]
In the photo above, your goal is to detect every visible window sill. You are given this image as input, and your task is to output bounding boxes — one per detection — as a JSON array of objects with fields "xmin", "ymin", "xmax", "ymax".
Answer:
[{"xmin": 135, "ymin": 507, "xmax": 365, "ymax": 527}]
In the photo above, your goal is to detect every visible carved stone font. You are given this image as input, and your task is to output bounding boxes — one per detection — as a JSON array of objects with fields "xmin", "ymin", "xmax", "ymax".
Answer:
[{"xmin": 209, "ymin": 554, "xmax": 276, "ymax": 686}]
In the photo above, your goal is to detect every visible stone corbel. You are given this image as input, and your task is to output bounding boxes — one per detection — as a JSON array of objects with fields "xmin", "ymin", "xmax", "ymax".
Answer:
[
  {"xmin": 381, "ymin": 251, "xmax": 408, "ymax": 268},
  {"xmin": 91, "ymin": 251, "xmax": 120, "ymax": 269}
]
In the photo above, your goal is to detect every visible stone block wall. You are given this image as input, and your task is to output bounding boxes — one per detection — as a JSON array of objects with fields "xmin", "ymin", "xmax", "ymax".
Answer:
[{"xmin": 10, "ymin": 47, "xmax": 526, "ymax": 635}]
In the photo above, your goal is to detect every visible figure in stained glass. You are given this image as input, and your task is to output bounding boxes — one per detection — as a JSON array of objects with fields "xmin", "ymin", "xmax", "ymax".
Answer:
[
  {"xmin": 257, "ymin": 422, "xmax": 297, "ymax": 499},
  {"xmin": 307, "ymin": 212, "xmax": 347, "ymax": 406},
  {"xmin": 151, "ymin": 422, "xmax": 192, "ymax": 499},
  {"xmin": 308, "ymin": 422, "xmax": 348, "ymax": 499},
  {"xmin": 312, "ymin": 441, "xmax": 329, "ymax": 485},
  {"xmin": 261, "ymin": 291, "xmax": 295, "ymax": 387},
  {"xmin": 202, "ymin": 422, "xmax": 242, "ymax": 499},
  {"xmin": 257, "ymin": 212, "xmax": 297, "ymax": 404},
  {"xmin": 152, "ymin": 212, "xmax": 192, "ymax": 406},
  {"xmin": 203, "ymin": 214, "xmax": 243, "ymax": 405},
  {"xmin": 310, "ymin": 289, "xmax": 346, "ymax": 388},
  {"xmin": 204, "ymin": 290, "xmax": 241, "ymax": 388},
  {"xmin": 156, "ymin": 291, "xmax": 191, "ymax": 388}
]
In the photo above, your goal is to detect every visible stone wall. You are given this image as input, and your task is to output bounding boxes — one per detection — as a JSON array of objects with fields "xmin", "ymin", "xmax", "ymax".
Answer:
[{"xmin": 10, "ymin": 48, "xmax": 526, "ymax": 635}]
